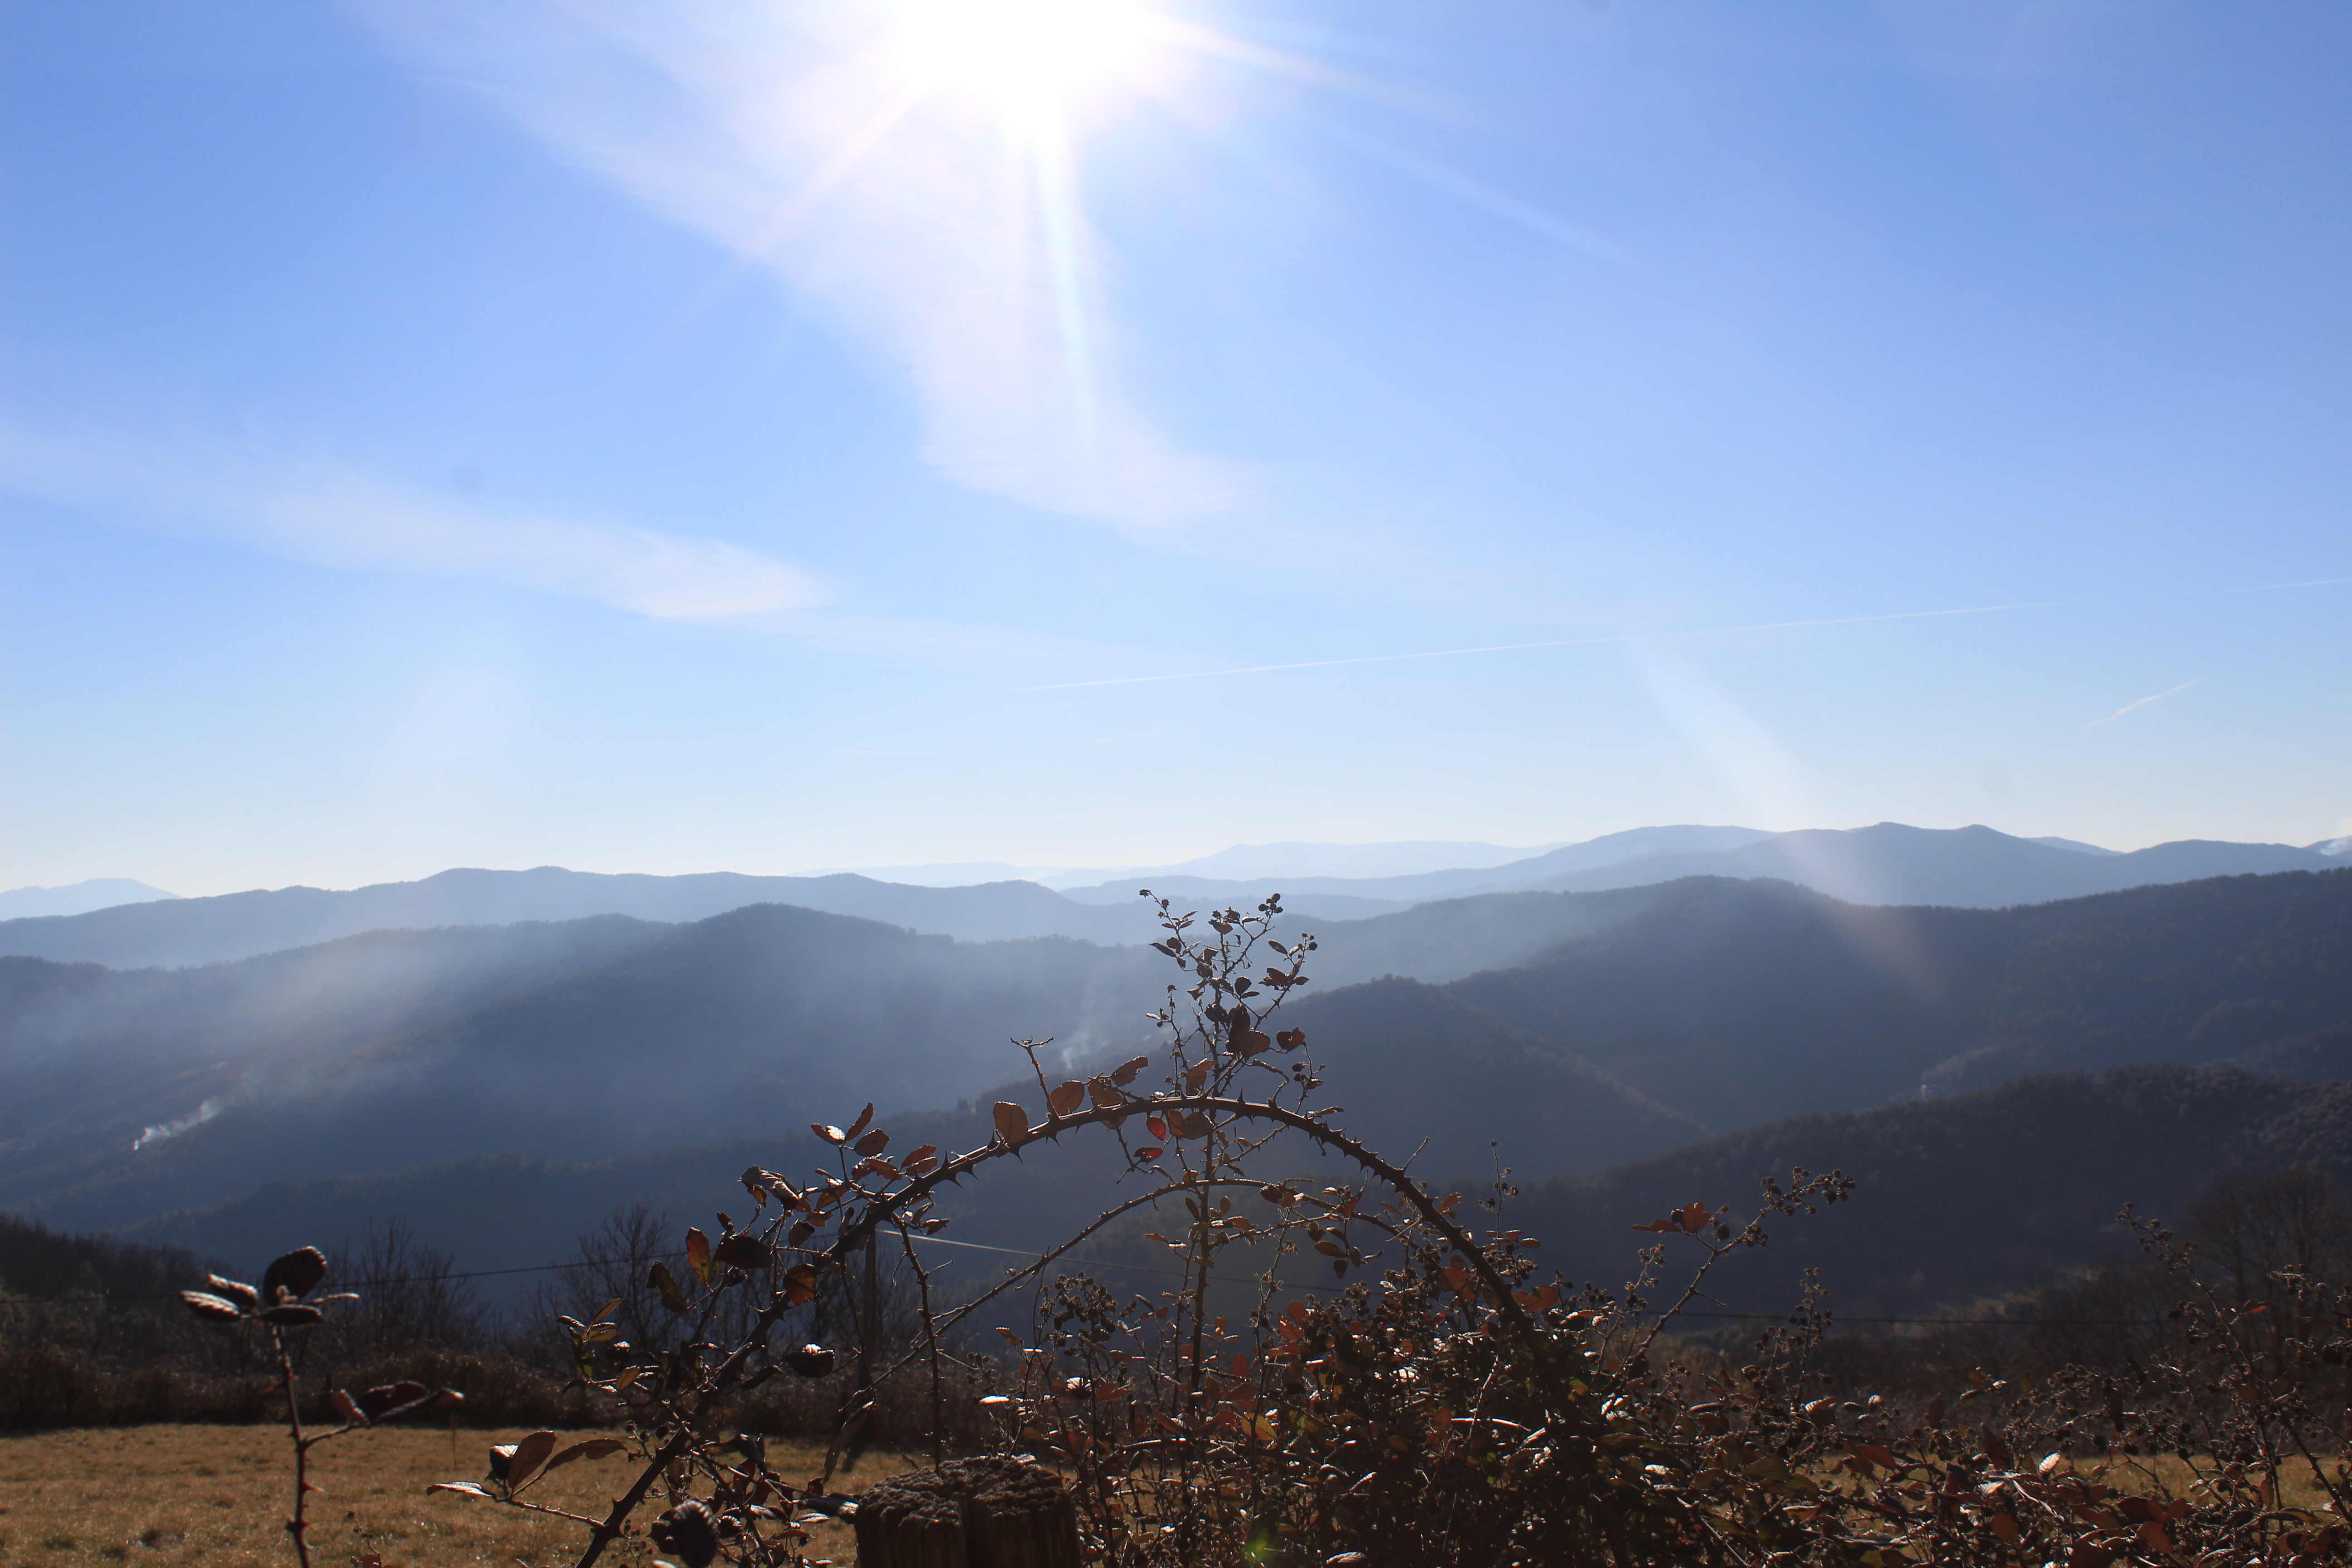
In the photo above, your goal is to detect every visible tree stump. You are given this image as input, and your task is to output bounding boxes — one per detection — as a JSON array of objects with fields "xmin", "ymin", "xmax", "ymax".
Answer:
[{"xmin": 850, "ymin": 1456, "xmax": 1080, "ymax": 1568}]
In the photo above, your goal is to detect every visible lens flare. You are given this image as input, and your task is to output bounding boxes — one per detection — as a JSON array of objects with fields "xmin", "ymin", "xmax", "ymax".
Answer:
[{"xmin": 886, "ymin": 0, "xmax": 1164, "ymax": 127}]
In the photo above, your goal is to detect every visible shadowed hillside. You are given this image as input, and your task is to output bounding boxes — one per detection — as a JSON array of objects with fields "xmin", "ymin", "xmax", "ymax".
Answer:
[
  {"xmin": 1444, "ymin": 868, "xmax": 2352, "ymax": 1127},
  {"xmin": 1517, "ymin": 1066, "xmax": 2352, "ymax": 1318},
  {"xmin": 130, "ymin": 975, "xmax": 1704, "ymax": 1284}
]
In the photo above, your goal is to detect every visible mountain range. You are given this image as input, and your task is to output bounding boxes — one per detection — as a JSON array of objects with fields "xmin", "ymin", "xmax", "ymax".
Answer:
[
  {"xmin": 3, "ymin": 860, "xmax": 2347, "ymax": 1311},
  {"xmin": 0, "ymin": 881, "xmax": 1746, "ymax": 1235},
  {"xmin": 832, "ymin": 838, "xmax": 1580, "ymax": 888},
  {"xmin": 5, "ymin": 823, "xmax": 2345, "ymax": 972},
  {"xmin": 6, "ymin": 813, "xmax": 2352, "ymax": 1325},
  {"xmin": 1051, "ymin": 823, "xmax": 2343, "ymax": 909}
]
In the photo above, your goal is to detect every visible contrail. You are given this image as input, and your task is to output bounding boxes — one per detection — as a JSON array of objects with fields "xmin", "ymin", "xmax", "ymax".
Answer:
[
  {"xmin": 1009, "ymin": 600, "xmax": 2065, "ymax": 694},
  {"xmin": 2090, "ymin": 682, "xmax": 2195, "ymax": 727}
]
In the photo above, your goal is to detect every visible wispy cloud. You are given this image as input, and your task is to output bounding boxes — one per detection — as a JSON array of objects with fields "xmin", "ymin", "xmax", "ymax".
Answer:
[
  {"xmin": 0, "ymin": 421, "xmax": 825, "ymax": 620},
  {"xmin": 2090, "ymin": 682, "xmax": 2194, "ymax": 727},
  {"xmin": 354, "ymin": 0, "xmax": 1249, "ymax": 532}
]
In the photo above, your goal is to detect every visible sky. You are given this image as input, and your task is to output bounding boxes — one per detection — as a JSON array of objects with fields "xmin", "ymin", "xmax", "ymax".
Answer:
[{"xmin": 3, "ymin": 0, "xmax": 2348, "ymax": 897}]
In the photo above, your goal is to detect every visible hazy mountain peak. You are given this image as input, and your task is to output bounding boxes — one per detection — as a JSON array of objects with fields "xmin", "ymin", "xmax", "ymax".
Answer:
[
  {"xmin": 1142, "ymin": 839, "xmax": 1569, "ymax": 881},
  {"xmin": 817, "ymin": 860, "xmax": 1072, "ymax": 887},
  {"xmin": 0, "ymin": 880, "xmax": 181, "ymax": 920},
  {"xmin": 2029, "ymin": 835, "xmax": 2122, "ymax": 855}
]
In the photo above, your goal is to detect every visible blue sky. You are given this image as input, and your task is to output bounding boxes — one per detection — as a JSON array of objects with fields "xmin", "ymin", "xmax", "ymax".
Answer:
[{"xmin": 4, "ymin": 0, "xmax": 2347, "ymax": 895}]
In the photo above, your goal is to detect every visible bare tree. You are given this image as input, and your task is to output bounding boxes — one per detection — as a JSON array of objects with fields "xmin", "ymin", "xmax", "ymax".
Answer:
[
  {"xmin": 340, "ymin": 1218, "xmax": 482, "ymax": 1356},
  {"xmin": 2185, "ymin": 1166, "xmax": 2352, "ymax": 1372},
  {"xmin": 2187, "ymin": 1166, "xmax": 2352, "ymax": 1302},
  {"xmin": 538, "ymin": 1203, "xmax": 686, "ymax": 1357}
]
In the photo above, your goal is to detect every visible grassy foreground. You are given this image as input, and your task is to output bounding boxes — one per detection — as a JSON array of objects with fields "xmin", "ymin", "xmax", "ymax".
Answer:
[{"xmin": 0, "ymin": 1426, "xmax": 914, "ymax": 1566}]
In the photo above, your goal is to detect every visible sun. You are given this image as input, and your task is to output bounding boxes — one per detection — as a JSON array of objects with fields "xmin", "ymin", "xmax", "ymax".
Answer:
[{"xmin": 884, "ymin": 0, "xmax": 1166, "ymax": 128}]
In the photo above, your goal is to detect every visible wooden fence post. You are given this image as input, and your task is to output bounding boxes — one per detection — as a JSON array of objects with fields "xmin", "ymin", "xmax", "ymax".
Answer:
[{"xmin": 851, "ymin": 1456, "xmax": 1080, "ymax": 1568}]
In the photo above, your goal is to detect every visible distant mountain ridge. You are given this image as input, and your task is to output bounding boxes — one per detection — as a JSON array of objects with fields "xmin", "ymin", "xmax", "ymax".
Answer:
[
  {"xmin": 0, "ymin": 880, "xmax": 180, "ymax": 921},
  {"xmin": 4, "ymin": 823, "xmax": 2337, "ymax": 974},
  {"xmin": 2031, "ymin": 836, "xmax": 2121, "ymax": 856},
  {"xmin": 1051, "ymin": 826, "xmax": 1775, "ymax": 903},
  {"xmin": 1521, "ymin": 825, "xmax": 2336, "ymax": 907},
  {"xmin": 0, "ymin": 867, "xmax": 1168, "ymax": 970},
  {"xmin": 1044, "ymin": 838, "xmax": 1575, "ymax": 887},
  {"xmin": 844, "ymin": 823, "xmax": 2338, "ymax": 900},
  {"xmin": 1058, "ymin": 824, "xmax": 2337, "ymax": 911},
  {"xmin": 830, "ymin": 840, "xmax": 1574, "ymax": 888}
]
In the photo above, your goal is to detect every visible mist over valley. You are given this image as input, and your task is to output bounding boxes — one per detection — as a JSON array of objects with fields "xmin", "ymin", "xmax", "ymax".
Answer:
[{"xmin": 5, "ymin": 825, "xmax": 2350, "ymax": 1325}]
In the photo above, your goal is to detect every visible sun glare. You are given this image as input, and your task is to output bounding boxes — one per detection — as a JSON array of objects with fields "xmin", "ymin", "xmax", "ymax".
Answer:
[{"xmin": 887, "ymin": 0, "xmax": 1164, "ymax": 125}]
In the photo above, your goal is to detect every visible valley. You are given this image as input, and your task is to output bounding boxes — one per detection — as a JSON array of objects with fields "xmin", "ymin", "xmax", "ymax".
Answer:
[{"xmin": 4, "ymin": 836, "xmax": 2348, "ymax": 1324}]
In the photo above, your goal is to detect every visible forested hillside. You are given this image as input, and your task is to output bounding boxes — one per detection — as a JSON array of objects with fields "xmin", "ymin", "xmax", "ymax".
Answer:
[
  {"xmin": 6, "ymin": 868, "xmax": 2350, "ymax": 1316},
  {"xmin": 1517, "ymin": 1066, "xmax": 2352, "ymax": 1317},
  {"xmin": 1446, "ymin": 868, "xmax": 2352, "ymax": 1127},
  {"xmin": 0, "ymin": 905, "xmax": 1161, "ymax": 1232},
  {"xmin": 135, "ymin": 1061, "xmax": 2352, "ymax": 1326}
]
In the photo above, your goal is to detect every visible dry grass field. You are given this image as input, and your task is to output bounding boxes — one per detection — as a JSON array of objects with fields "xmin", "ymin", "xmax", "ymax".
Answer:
[
  {"xmin": 0, "ymin": 1426, "xmax": 918, "ymax": 1567},
  {"xmin": 2056, "ymin": 1450, "xmax": 2341, "ymax": 1512},
  {"xmin": 5, "ymin": 1424, "xmax": 2338, "ymax": 1566}
]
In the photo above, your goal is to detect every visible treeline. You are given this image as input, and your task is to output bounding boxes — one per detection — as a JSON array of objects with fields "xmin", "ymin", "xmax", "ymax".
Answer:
[
  {"xmin": 0, "ymin": 1209, "xmax": 995, "ymax": 1444},
  {"xmin": 11, "ymin": 1160, "xmax": 2352, "ymax": 1443},
  {"xmin": 0, "ymin": 1213, "xmax": 545, "ymax": 1430},
  {"xmin": 1786, "ymin": 1164, "xmax": 2352, "ymax": 1399}
]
